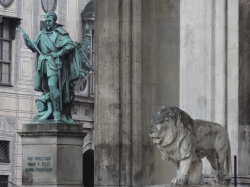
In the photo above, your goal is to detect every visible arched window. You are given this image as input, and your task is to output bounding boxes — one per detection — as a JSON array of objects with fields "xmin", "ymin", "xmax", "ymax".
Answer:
[
  {"xmin": 81, "ymin": 1, "xmax": 94, "ymax": 20},
  {"xmin": 41, "ymin": 0, "xmax": 57, "ymax": 12},
  {"xmin": 0, "ymin": 0, "xmax": 14, "ymax": 8}
]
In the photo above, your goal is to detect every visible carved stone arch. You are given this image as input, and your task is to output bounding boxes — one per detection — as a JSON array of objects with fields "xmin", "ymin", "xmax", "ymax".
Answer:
[
  {"xmin": 0, "ymin": 0, "xmax": 14, "ymax": 8},
  {"xmin": 83, "ymin": 141, "xmax": 93, "ymax": 154},
  {"xmin": 81, "ymin": 1, "xmax": 94, "ymax": 20}
]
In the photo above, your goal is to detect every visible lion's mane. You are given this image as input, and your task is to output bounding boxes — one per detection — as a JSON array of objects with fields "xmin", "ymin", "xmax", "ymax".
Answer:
[{"xmin": 151, "ymin": 106, "xmax": 197, "ymax": 160}]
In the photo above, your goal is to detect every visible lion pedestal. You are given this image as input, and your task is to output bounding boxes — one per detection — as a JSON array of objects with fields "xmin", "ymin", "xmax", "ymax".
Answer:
[
  {"xmin": 149, "ymin": 106, "xmax": 232, "ymax": 186},
  {"xmin": 18, "ymin": 121, "xmax": 87, "ymax": 187}
]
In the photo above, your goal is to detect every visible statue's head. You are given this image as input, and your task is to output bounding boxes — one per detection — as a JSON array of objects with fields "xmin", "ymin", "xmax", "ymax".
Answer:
[{"xmin": 44, "ymin": 11, "xmax": 57, "ymax": 31}]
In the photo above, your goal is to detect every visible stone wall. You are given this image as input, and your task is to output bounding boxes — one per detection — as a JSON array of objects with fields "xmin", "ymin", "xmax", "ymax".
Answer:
[
  {"xmin": 239, "ymin": 0, "xmax": 250, "ymax": 176},
  {"xmin": 153, "ymin": 0, "xmax": 180, "ymax": 184},
  {"xmin": 94, "ymin": 0, "xmax": 155, "ymax": 186},
  {"xmin": 94, "ymin": 0, "xmax": 180, "ymax": 185},
  {"xmin": 180, "ymin": 0, "xmax": 239, "ymax": 176}
]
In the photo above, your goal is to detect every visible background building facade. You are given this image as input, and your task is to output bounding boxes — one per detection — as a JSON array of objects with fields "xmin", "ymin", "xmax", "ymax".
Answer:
[
  {"xmin": 0, "ymin": 0, "xmax": 249, "ymax": 186},
  {"xmin": 0, "ymin": 0, "xmax": 94, "ymax": 186}
]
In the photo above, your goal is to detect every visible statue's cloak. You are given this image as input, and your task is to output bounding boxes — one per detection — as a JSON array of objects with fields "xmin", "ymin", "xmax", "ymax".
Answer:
[{"xmin": 33, "ymin": 24, "xmax": 80, "ymax": 104}]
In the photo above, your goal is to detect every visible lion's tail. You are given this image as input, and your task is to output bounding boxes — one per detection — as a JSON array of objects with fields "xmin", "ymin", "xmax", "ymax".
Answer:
[{"xmin": 226, "ymin": 137, "xmax": 232, "ymax": 176}]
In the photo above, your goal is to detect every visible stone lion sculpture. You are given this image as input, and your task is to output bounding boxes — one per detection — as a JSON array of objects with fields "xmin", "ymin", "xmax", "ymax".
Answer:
[{"xmin": 149, "ymin": 106, "xmax": 231, "ymax": 186}]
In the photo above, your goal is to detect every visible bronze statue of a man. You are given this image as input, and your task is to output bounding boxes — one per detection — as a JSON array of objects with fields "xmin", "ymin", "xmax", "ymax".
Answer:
[{"xmin": 22, "ymin": 12, "xmax": 81, "ymax": 122}]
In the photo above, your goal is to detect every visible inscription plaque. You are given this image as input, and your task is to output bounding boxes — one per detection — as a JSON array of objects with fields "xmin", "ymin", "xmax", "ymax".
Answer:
[{"xmin": 25, "ymin": 156, "xmax": 53, "ymax": 172}]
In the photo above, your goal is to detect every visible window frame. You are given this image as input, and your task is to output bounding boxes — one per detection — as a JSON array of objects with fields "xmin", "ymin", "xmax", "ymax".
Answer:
[
  {"xmin": 0, "ymin": 175, "xmax": 8, "ymax": 187},
  {"xmin": 0, "ymin": 17, "xmax": 14, "ymax": 86},
  {"xmin": 0, "ymin": 140, "xmax": 10, "ymax": 163}
]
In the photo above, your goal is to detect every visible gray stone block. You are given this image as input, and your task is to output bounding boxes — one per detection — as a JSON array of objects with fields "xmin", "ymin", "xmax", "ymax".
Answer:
[
  {"xmin": 171, "ymin": 0, "xmax": 180, "ymax": 22},
  {"xmin": 155, "ymin": 63, "xmax": 179, "ymax": 85},
  {"xmin": 155, "ymin": 43, "xmax": 172, "ymax": 64},
  {"xmin": 155, "ymin": 84, "xmax": 177, "ymax": 106},
  {"xmin": 154, "ymin": 0, "xmax": 172, "ymax": 23},
  {"xmin": 154, "ymin": 23, "xmax": 180, "ymax": 44},
  {"xmin": 171, "ymin": 42, "xmax": 180, "ymax": 64},
  {"xmin": 18, "ymin": 122, "xmax": 86, "ymax": 187}
]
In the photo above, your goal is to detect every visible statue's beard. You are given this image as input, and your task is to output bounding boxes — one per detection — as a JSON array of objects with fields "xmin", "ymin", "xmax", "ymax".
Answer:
[
  {"xmin": 46, "ymin": 24, "xmax": 57, "ymax": 31},
  {"xmin": 46, "ymin": 26, "xmax": 52, "ymax": 31}
]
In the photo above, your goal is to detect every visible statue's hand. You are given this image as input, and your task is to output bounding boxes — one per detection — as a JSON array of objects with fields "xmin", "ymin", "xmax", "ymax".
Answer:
[
  {"xmin": 50, "ymin": 52, "xmax": 60, "ymax": 58},
  {"xmin": 23, "ymin": 34, "xmax": 32, "ymax": 48}
]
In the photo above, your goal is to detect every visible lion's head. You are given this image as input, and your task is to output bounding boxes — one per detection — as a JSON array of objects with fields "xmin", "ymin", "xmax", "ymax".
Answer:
[{"xmin": 149, "ymin": 106, "xmax": 196, "ymax": 160}]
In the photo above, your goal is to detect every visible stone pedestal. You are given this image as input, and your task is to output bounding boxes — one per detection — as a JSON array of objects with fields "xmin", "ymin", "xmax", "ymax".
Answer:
[{"xmin": 18, "ymin": 121, "xmax": 87, "ymax": 187}]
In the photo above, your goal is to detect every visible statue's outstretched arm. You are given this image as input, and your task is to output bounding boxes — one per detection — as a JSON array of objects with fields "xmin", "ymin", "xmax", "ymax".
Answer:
[
  {"xmin": 18, "ymin": 26, "xmax": 40, "ymax": 53},
  {"xmin": 24, "ymin": 37, "xmax": 36, "ymax": 52}
]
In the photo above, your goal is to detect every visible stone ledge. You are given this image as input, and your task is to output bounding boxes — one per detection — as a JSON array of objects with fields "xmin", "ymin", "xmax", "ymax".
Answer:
[
  {"xmin": 19, "ymin": 121, "xmax": 87, "ymax": 137},
  {"xmin": 18, "ymin": 131, "xmax": 86, "ymax": 138},
  {"xmin": 22, "ymin": 183, "xmax": 83, "ymax": 186},
  {"xmin": 144, "ymin": 185, "xmax": 236, "ymax": 187},
  {"xmin": 22, "ymin": 121, "xmax": 82, "ymax": 132}
]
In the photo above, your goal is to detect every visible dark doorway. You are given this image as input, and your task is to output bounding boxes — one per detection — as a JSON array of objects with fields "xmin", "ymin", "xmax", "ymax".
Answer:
[{"xmin": 83, "ymin": 149, "xmax": 94, "ymax": 187}]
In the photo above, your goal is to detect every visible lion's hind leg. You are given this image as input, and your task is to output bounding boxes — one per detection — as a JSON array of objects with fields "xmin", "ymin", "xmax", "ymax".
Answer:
[
  {"xmin": 206, "ymin": 147, "xmax": 229, "ymax": 186},
  {"xmin": 206, "ymin": 148, "xmax": 222, "ymax": 185}
]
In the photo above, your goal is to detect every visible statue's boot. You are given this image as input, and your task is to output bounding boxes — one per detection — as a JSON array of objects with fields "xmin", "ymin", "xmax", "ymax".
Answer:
[{"xmin": 50, "ymin": 89, "xmax": 61, "ymax": 121}]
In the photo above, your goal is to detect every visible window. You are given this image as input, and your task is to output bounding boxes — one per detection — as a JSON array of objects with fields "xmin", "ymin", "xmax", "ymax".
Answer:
[
  {"xmin": 0, "ymin": 17, "xmax": 14, "ymax": 85},
  {"xmin": 0, "ymin": 141, "xmax": 9, "ymax": 162},
  {"xmin": 41, "ymin": 0, "xmax": 57, "ymax": 12},
  {"xmin": 0, "ymin": 0, "xmax": 13, "ymax": 8},
  {"xmin": 40, "ymin": 21, "xmax": 46, "ymax": 31},
  {"xmin": 0, "ymin": 175, "xmax": 8, "ymax": 187},
  {"xmin": 79, "ymin": 1, "xmax": 95, "ymax": 97}
]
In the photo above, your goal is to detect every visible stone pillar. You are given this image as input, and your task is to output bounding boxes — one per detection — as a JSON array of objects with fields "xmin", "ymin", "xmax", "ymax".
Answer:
[
  {"xmin": 239, "ymin": 0, "xmax": 250, "ymax": 178},
  {"xmin": 94, "ymin": 0, "xmax": 154, "ymax": 186},
  {"xmin": 18, "ymin": 122, "xmax": 86, "ymax": 187},
  {"xmin": 94, "ymin": 0, "xmax": 120, "ymax": 186},
  {"xmin": 180, "ymin": 0, "xmax": 239, "ymax": 178}
]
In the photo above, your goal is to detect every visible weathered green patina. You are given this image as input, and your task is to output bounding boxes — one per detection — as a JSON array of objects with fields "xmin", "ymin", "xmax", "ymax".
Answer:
[{"xmin": 19, "ymin": 12, "xmax": 93, "ymax": 123}]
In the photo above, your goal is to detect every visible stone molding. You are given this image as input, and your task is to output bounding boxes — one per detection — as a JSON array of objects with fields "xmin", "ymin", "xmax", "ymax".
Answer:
[{"xmin": 19, "ymin": 122, "xmax": 87, "ymax": 137}]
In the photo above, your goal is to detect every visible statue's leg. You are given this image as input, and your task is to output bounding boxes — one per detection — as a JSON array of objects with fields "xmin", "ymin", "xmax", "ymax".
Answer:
[
  {"xmin": 215, "ymin": 142, "xmax": 231, "ymax": 186},
  {"xmin": 171, "ymin": 156, "xmax": 192, "ymax": 185},
  {"xmin": 43, "ymin": 75, "xmax": 49, "ymax": 92},
  {"xmin": 188, "ymin": 160, "xmax": 204, "ymax": 185},
  {"xmin": 39, "ymin": 101, "xmax": 52, "ymax": 120},
  {"xmin": 171, "ymin": 159, "xmax": 179, "ymax": 176},
  {"xmin": 48, "ymin": 75, "xmax": 60, "ymax": 120},
  {"xmin": 206, "ymin": 148, "xmax": 225, "ymax": 186}
]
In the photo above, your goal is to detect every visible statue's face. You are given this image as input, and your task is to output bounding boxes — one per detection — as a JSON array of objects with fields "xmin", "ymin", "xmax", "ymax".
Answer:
[{"xmin": 45, "ymin": 16, "xmax": 55, "ymax": 31}]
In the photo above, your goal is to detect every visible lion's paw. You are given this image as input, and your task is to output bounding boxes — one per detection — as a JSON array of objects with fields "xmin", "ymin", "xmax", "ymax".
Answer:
[
  {"xmin": 171, "ymin": 177, "xmax": 188, "ymax": 186},
  {"xmin": 210, "ymin": 175, "xmax": 231, "ymax": 186},
  {"xmin": 210, "ymin": 177, "xmax": 222, "ymax": 186}
]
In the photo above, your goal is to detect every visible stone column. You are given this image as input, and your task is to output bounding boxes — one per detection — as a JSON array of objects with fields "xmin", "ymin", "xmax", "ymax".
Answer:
[
  {"xmin": 94, "ymin": 0, "xmax": 154, "ymax": 186},
  {"xmin": 239, "ymin": 0, "xmax": 250, "ymax": 178},
  {"xmin": 180, "ymin": 0, "xmax": 239, "ymax": 178},
  {"xmin": 94, "ymin": 0, "xmax": 120, "ymax": 186},
  {"xmin": 18, "ymin": 122, "xmax": 86, "ymax": 187}
]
